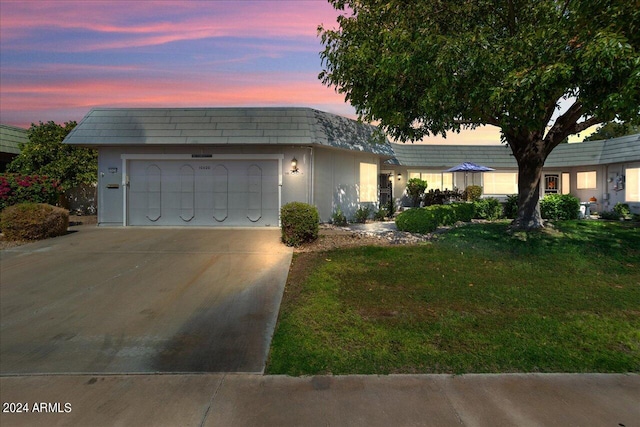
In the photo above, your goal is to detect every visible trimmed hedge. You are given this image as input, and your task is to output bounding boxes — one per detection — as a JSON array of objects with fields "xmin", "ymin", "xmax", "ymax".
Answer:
[
  {"xmin": 395, "ymin": 203, "xmax": 475, "ymax": 234},
  {"xmin": 0, "ymin": 203, "xmax": 69, "ymax": 241},
  {"xmin": 280, "ymin": 202, "xmax": 319, "ymax": 247},
  {"xmin": 473, "ymin": 197, "xmax": 503, "ymax": 220},
  {"xmin": 540, "ymin": 194, "xmax": 580, "ymax": 220}
]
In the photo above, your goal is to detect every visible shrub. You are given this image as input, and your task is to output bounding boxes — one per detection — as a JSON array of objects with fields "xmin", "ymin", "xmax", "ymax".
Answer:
[
  {"xmin": 598, "ymin": 210, "xmax": 621, "ymax": 220},
  {"xmin": 395, "ymin": 203, "xmax": 475, "ymax": 234},
  {"xmin": 395, "ymin": 208, "xmax": 439, "ymax": 234},
  {"xmin": 473, "ymin": 197, "xmax": 503, "ymax": 220},
  {"xmin": 406, "ymin": 178, "xmax": 428, "ymax": 207},
  {"xmin": 450, "ymin": 202, "xmax": 475, "ymax": 222},
  {"xmin": 385, "ymin": 198, "xmax": 397, "ymax": 216},
  {"xmin": 0, "ymin": 174, "xmax": 61, "ymax": 211},
  {"xmin": 423, "ymin": 188, "xmax": 463, "ymax": 206},
  {"xmin": 540, "ymin": 194, "xmax": 580, "ymax": 220},
  {"xmin": 331, "ymin": 208, "xmax": 348, "ymax": 226},
  {"xmin": 613, "ymin": 203, "xmax": 631, "ymax": 219},
  {"xmin": 430, "ymin": 205, "xmax": 455, "ymax": 226},
  {"xmin": 280, "ymin": 202, "xmax": 319, "ymax": 247},
  {"xmin": 504, "ymin": 194, "xmax": 519, "ymax": 219},
  {"xmin": 353, "ymin": 205, "xmax": 371, "ymax": 223},
  {"xmin": 0, "ymin": 203, "xmax": 69, "ymax": 241},
  {"xmin": 374, "ymin": 207, "xmax": 388, "ymax": 221},
  {"xmin": 463, "ymin": 185, "xmax": 483, "ymax": 202}
]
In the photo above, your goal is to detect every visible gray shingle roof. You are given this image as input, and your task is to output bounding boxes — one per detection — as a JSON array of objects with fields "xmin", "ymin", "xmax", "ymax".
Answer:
[
  {"xmin": 390, "ymin": 143, "xmax": 517, "ymax": 168},
  {"xmin": 0, "ymin": 124, "xmax": 27, "ymax": 155},
  {"xmin": 64, "ymin": 107, "xmax": 394, "ymax": 157},
  {"xmin": 391, "ymin": 133, "xmax": 640, "ymax": 169}
]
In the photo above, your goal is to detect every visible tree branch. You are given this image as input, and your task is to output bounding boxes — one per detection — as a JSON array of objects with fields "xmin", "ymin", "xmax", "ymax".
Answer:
[
  {"xmin": 544, "ymin": 100, "xmax": 584, "ymax": 147},
  {"xmin": 572, "ymin": 116, "xmax": 602, "ymax": 134}
]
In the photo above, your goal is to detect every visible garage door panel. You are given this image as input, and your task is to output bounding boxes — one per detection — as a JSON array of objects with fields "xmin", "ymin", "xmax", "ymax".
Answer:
[
  {"xmin": 179, "ymin": 165, "xmax": 195, "ymax": 222},
  {"xmin": 262, "ymin": 195, "xmax": 280, "ymax": 210},
  {"xmin": 128, "ymin": 159, "xmax": 278, "ymax": 226}
]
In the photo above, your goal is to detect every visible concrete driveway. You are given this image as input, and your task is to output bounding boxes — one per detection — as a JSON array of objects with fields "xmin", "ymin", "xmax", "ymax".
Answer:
[{"xmin": 0, "ymin": 227, "xmax": 292, "ymax": 374}]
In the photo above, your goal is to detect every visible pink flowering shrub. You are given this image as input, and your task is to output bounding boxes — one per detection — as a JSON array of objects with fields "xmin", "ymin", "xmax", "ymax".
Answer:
[{"xmin": 0, "ymin": 174, "xmax": 61, "ymax": 211}]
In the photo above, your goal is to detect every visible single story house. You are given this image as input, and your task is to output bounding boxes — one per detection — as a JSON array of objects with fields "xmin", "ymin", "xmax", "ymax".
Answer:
[
  {"xmin": 387, "ymin": 132, "xmax": 640, "ymax": 214},
  {"xmin": 64, "ymin": 107, "xmax": 640, "ymax": 226},
  {"xmin": 0, "ymin": 124, "xmax": 26, "ymax": 172},
  {"xmin": 64, "ymin": 107, "xmax": 394, "ymax": 226}
]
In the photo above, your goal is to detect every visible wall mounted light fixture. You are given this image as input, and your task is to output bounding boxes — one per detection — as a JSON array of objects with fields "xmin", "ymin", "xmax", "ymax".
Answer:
[
  {"xmin": 397, "ymin": 173, "xmax": 402, "ymax": 180},
  {"xmin": 291, "ymin": 157, "xmax": 299, "ymax": 174}
]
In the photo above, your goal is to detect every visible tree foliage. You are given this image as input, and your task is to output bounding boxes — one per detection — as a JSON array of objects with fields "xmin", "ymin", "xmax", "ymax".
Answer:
[
  {"xmin": 7, "ymin": 121, "xmax": 97, "ymax": 192},
  {"xmin": 583, "ymin": 121, "xmax": 640, "ymax": 141},
  {"xmin": 319, "ymin": 0, "xmax": 640, "ymax": 229}
]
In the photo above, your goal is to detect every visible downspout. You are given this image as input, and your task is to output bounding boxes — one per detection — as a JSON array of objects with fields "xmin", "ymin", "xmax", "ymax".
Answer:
[
  {"xmin": 308, "ymin": 146, "xmax": 314, "ymax": 205},
  {"xmin": 121, "ymin": 157, "xmax": 127, "ymax": 226}
]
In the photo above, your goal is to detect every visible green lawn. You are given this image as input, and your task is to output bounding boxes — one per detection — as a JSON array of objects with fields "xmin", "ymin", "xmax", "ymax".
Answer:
[{"xmin": 267, "ymin": 220, "xmax": 640, "ymax": 375}]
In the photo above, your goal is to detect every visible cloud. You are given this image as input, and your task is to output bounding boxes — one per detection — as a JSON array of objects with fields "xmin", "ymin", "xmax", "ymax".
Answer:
[
  {"xmin": 0, "ymin": 1, "xmax": 352, "ymax": 128},
  {"xmin": 1, "ymin": 1, "xmax": 342, "ymax": 52},
  {"xmin": 0, "ymin": 70, "xmax": 350, "ymax": 127}
]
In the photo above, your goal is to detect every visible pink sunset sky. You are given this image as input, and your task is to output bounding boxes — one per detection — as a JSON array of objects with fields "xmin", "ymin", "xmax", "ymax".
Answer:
[{"xmin": 1, "ymin": 0, "xmax": 523, "ymax": 144}]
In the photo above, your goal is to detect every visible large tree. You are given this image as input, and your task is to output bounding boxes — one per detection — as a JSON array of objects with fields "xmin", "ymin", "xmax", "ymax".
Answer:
[
  {"xmin": 319, "ymin": 0, "xmax": 640, "ymax": 229},
  {"xmin": 7, "ymin": 121, "xmax": 97, "ymax": 192}
]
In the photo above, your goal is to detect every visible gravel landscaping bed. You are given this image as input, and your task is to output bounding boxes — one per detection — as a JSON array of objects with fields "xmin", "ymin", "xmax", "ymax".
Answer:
[{"xmin": 293, "ymin": 222, "xmax": 435, "ymax": 252}]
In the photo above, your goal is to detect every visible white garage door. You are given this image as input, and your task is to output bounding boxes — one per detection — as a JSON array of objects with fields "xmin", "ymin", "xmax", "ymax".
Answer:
[{"xmin": 128, "ymin": 160, "xmax": 279, "ymax": 226}]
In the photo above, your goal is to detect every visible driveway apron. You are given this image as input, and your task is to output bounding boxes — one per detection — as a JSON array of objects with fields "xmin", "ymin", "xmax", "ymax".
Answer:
[{"xmin": 0, "ymin": 227, "xmax": 293, "ymax": 374}]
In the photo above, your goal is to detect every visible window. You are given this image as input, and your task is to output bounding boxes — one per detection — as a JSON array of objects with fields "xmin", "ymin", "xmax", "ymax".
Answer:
[
  {"xmin": 407, "ymin": 171, "xmax": 453, "ymax": 191},
  {"xmin": 626, "ymin": 167, "xmax": 640, "ymax": 202},
  {"xmin": 576, "ymin": 171, "xmax": 597, "ymax": 189},
  {"xmin": 562, "ymin": 173, "xmax": 570, "ymax": 194},
  {"xmin": 359, "ymin": 163, "xmax": 378, "ymax": 202},
  {"xmin": 483, "ymin": 172, "xmax": 518, "ymax": 194}
]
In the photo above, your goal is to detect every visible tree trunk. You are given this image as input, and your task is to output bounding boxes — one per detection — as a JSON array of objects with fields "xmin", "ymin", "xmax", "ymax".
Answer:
[{"xmin": 509, "ymin": 139, "xmax": 547, "ymax": 230}]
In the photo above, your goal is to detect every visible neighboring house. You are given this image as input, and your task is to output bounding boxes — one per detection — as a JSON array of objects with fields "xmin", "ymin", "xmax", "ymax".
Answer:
[
  {"xmin": 64, "ymin": 108, "xmax": 394, "ymax": 226},
  {"xmin": 388, "ymin": 133, "xmax": 640, "ymax": 214},
  {"xmin": 0, "ymin": 124, "xmax": 26, "ymax": 172}
]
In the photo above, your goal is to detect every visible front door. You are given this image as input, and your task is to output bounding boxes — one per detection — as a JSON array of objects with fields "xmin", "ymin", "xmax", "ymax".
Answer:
[
  {"xmin": 544, "ymin": 174, "xmax": 560, "ymax": 194},
  {"xmin": 379, "ymin": 173, "xmax": 393, "ymax": 207}
]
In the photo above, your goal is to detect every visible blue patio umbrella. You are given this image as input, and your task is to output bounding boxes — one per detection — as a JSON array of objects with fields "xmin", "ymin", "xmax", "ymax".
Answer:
[{"xmin": 444, "ymin": 162, "xmax": 495, "ymax": 187}]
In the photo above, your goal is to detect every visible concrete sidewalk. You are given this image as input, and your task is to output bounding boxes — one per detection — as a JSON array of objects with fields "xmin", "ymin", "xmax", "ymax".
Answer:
[{"xmin": 1, "ymin": 373, "xmax": 638, "ymax": 426}]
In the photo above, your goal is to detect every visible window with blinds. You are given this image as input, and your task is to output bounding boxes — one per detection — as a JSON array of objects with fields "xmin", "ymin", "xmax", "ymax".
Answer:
[
  {"xmin": 576, "ymin": 171, "xmax": 597, "ymax": 189},
  {"xmin": 359, "ymin": 163, "xmax": 378, "ymax": 202},
  {"xmin": 626, "ymin": 168, "xmax": 640, "ymax": 202},
  {"xmin": 407, "ymin": 171, "xmax": 453, "ymax": 191},
  {"xmin": 482, "ymin": 172, "xmax": 518, "ymax": 194}
]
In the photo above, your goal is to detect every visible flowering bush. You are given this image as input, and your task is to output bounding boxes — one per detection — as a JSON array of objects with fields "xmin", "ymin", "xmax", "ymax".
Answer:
[{"xmin": 0, "ymin": 174, "xmax": 61, "ymax": 211}]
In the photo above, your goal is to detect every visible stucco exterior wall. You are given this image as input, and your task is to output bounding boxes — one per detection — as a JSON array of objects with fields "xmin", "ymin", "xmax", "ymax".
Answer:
[
  {"xmin": 313, "ymin": 147, "xmax": 380, "ymax": 222},
  {"xmin": 97, "ymin": 145, "xmax": 386, "ymax": 226}
]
